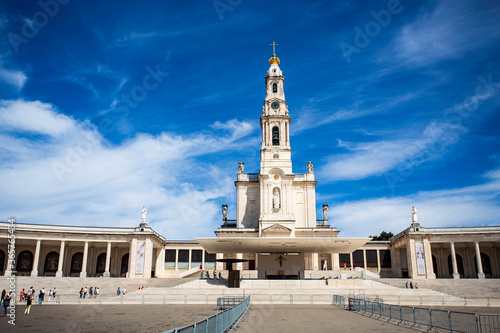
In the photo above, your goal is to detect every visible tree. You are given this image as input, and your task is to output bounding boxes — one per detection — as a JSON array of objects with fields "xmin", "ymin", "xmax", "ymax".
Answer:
[{"xmin": 369, "ymin": 231, "xmax": 394, "ymax": 241}]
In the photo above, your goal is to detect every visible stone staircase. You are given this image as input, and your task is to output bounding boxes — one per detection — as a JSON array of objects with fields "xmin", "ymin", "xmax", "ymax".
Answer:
[
  {"xmin": 126, "ymin": 278, "xmax": 481, "ymax": 306},
  {"xmin": 374, "ymin": 278, "xmax": 500, "ymax": 298},
  {"xmin": 1, "ymin": 276, "xmax": 196, "ymax": 296}
]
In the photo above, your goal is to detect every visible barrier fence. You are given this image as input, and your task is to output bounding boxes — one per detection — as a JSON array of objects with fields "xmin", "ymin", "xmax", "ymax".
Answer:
[
  {"xmin": 164, "ymin": 296, "xmax": 251, "ymax": 333},
  {"xmin": 332, "ymin": 296, "xmax": 500, "ymax": 333}
]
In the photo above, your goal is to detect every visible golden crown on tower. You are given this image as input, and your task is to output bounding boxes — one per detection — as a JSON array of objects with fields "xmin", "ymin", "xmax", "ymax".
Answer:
[{"xmin": 269, "ymin": 55, "xmax": 280, "ymax": 65}]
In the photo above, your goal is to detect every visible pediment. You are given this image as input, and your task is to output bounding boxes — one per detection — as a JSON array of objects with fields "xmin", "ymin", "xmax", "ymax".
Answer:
[{"xmin": 262, "ymin": 224, "xmax": 292, "ymax": 233}]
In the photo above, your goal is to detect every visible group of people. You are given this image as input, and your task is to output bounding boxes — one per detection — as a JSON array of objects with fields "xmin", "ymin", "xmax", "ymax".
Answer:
[
  {"xmin": 3, "ymin": 286, "xmax": 57, "ymax": 316},
  {"xmin": 79, "ymin": 286, "xmax": 99, "ymax": 298},
  {"xmin": 204, "ymin": 270, "xmax": 222, "ymax": 279},
  {"xmin": 405, "ymin": 282, "xmax": 418, "ymax": 289},
  {"xmin": 116, "ymin": 287, "xmax": 128, "ymax": 295}
]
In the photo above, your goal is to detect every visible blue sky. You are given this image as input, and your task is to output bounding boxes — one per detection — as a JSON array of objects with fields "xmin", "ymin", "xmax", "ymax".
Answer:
[{"xmin": 0, "ymin": 0, "xmax": 499, "ymax": 239}]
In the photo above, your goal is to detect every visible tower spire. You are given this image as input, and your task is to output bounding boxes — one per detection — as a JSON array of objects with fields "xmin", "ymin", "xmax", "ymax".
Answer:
[
  {"xmin": 269, "ymin": 41, "xmax": 280, "ymax": 65},
  {"xmin": 270, "ymin": 41, "xmax": 278, "ymax": 55}
]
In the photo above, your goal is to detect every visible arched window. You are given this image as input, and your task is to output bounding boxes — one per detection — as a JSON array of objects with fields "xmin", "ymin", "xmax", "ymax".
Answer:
[
  {"xmin": 272, "ymin": 126, "xmax": 279, "ymax": 146},
  {"xmin": 121, "ymin": 253, "xmax": 129, "ymax": 277},
  {"xmin": 71, "ymin": 252, "xmax": 83, "ymax": 274},
  {"xmin": 272, "ymin": 83, "xmax": 277, "ymax": 93},
  {"xmin": 17, "ymin": 250, "xmax": 33, "ymax": 273},
  {"xmin": 96, "ymin": 253, "xmax": 106, "ymax": 274},
  {"xmin": 44, "ymin": 251, "xmax": 59, "ymax": 273}
]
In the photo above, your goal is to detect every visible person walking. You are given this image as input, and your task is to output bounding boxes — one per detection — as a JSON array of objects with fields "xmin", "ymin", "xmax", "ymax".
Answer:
[
  {"xmin": 53, "ymin": 287, "xmax": 57, "ymax": 299},
  {"xmin": 1, "ymin": 292, "xmax": 11, "ymax": 317},
  {"xmin": 95, "ymin": 287, "xmax": 99, "ymax": 297},
  {"xmin": 24, "ymin": 294, "xmax": 33, "ymax": 316},
  {"xmin": 20, "ymin": 289, "xmax": 25, "ymax": 302},
  {"xmin": 38, "ymin": 289, "xmax": 44, "ymax": 305},
  {"xmin": 117, "ymin": 287, "xmax": 121, "ymax": 296},
  {"xmin": 1, "ymin": 289, "xmax": 5, "ymax": 306},
  {"xmin": 83, "ymin": 287, "xmax": 87, "ymax": 298},
  {"xmin": 89, "ymin": 287, "xmax": 93, "ymax": 299},
  {"xmin": 122, "ymin": 287, "xmax": 127, "ymax": 295},
  {"xmin": 48, "ymin": 289, "xmax": 53, "ymax": 302},
  {"xmin": 79, "ymin": 288, "xmax": 83, "ymax": 298}
]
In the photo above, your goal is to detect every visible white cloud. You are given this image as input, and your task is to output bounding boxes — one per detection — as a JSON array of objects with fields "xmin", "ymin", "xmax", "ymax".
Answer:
[
  {"xmin": 331, "ymin": 169, "xmax": 500, "ymax": 237},
  {"xmin": 390, "ymin": 0, "xmax": 500, "ymax": 65},
  {"xmin": 0, "ymin": 68, "xmax": 27, "ymax": 90},
  {"xmin": 319, "ymin": 122, "xmax": 464, "ymax": 181},
  {"xmin": 0, "ymin": 100, "xmax": 77, "ymax": 136},
  {"xmin": 0, "ymin": 100, "xmax": 253, "ymax": 239}
]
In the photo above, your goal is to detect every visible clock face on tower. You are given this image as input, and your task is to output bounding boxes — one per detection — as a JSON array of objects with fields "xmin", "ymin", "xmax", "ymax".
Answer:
[{"xmin": 271, "ymin": 101, "xmax": 280, "ymax": 109}]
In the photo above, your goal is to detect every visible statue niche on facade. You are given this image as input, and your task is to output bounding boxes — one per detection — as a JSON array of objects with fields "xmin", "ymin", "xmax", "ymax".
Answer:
[{"xmin": 273, "ymin": 189, "xmax": 280, "ymax": 209}]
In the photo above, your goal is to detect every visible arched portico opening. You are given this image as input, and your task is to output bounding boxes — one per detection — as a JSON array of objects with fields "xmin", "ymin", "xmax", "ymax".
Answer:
[
  {"xmin": 0, "ymin": 250, "xmax": 5, "ymax": 274},
  {"xmin": 474, "ymin": 253, "xmax": 492, "ymax": 278},
  {"xmin": 44, "ymin": 251, "xmax": 59, "ymax": 275},
  {"xmin": 71, "ymin": 252, "xmax": 83, "ymax": 275},
  {"xmin": 121, "ymin": 253, "xmax": 129, "ymax": 277},
  {"xmin": 96, "ymin": 253, "xmax": 106, "ymax": 275},
  {"xmin": 432, "ymin": 255, "xmax": 439, "ymax": 278},
  {"xmin": 17, "ymin": 250, "xmax": 33, "ymax": 274}
]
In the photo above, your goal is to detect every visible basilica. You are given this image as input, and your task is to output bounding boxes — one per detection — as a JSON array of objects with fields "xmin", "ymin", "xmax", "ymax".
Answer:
[{"xmin": 1, "ymin": 49, "xmax": 500, "ymax": 282}]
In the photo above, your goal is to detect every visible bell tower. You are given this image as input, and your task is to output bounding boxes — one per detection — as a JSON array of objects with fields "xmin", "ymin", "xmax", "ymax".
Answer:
[{"xmin": 260, "ymin": 42, "xmax": 292, "ymax": 175}]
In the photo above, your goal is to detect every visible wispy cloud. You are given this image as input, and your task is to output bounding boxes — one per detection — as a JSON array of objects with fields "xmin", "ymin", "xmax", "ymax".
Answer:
[
  {"xmin": 318, "ymin": 122, "xmax": 465, "ymax": 181},
  {"xmin": 389, "ymin": 0, "xmax": 500, "ymax": 66}
]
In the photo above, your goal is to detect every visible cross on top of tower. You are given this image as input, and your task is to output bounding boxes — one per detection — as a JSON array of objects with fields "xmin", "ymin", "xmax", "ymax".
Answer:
[{"xmin": 270, "ymin": 41, "xmax": 278, "ymax": 55}]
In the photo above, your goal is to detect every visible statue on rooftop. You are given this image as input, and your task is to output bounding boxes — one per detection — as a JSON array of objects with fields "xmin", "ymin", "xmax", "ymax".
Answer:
[
  {"xmin": 323, "ymin": 204, "xmax": 329, "ymax": 222},
  {"xmin": 307, "ymin": 161, "xmax": 313, "ymax": 173},
  {"xmin": 411, "ymin": 205, "xmax": 418, "ymax": 224},
  {"xmin": 141, "ymin": 206, "xmax": 147, "ymax": 223},
  {"xmin": 238, "ymin": 162, "xmax": 244, "ymax": 174},
  {"xmin": 222, "ymin": 204, "xmax": 228, "ymax": 221}
]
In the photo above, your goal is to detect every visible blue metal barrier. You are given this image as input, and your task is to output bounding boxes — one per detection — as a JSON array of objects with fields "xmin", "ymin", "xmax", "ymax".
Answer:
[
  {"xmin": 332, "ymin": 295, "xmax": 500, "ymax": 333},
  {"xmin": 164, "ymin": 296, "xmax": 250, "ymax": 333}
]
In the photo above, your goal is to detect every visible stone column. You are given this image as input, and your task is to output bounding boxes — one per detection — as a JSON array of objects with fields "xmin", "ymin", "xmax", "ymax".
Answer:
[
  {"xmin": 80, "ymin": 242, "xmax": 88, "ymax": 277},
  {"xmin": 236, "ymin": 253, "xmax": 243, "ymax": 270},
  {"xmin": 56, "ymin": 241, "xmax": 65, "ymax": 277},
  {"xmin": 155, "ymin": 247, "xmax": 165, "ymax": 278},
  {"xmin": 332, "ymin": 253, "xmax": 339, "ymax": 270},
  {"xmin": 349, "ymin": 252, "xmax": 353, "ymax": 270},
  {"xmin": 128, "ymin": 239, "xmax": 137, "ymax": 278},
  {"xmin": 407, "ymin": 238, "xmax": 418, "ymax": 279},
  {"xmin": 201, "ymin": 250, "xmax": 205, "ymax": 269},
  {"xmin": 103, "ymin": 242, "xmax": 112, "ymax": 277},
  {"xmin": 216, "ymin": 253, "xmax": 224, "ymax": 271},
  {"xmin": 376, "ymin": 250, "xmax": 381, "ymax": 273},
  {"xmin": 450, "ymin": 242, "xmax": 460, "ymax": 279},
  {"xmin": 188, "ymin": 249, "xmax": 192, "ymax": 269},
  {"xmin": 311, "ymin": 253, "xmax": 319, "ymax": 270},
  {"xmin": 474, "ymin": 242, "xmax": 485, "ymax": 279},
  {"xmin": 31, "ymin": 240, "xmax": 41, "ymax": 277},
  {"xmin": 423, "ymin": 238, "xmax": 436, "ymax": 279},
  {"xmin": 174, "ymin": 249, "xmax": 179, "ymax": 271},
  {"xmin": 363, "ymin": 249, "xmax": 367, "ymax": 270},
  {"xmin": 143, "ymin": 238, "xmax": 153, "ymax": 278}
]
